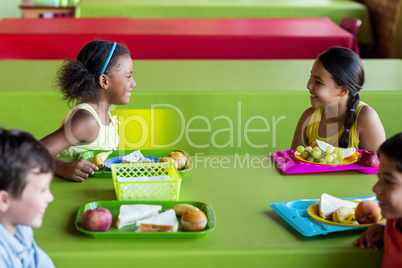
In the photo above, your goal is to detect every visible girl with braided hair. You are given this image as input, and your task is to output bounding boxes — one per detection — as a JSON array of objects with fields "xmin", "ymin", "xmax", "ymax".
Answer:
[{"xmin": 291, "ymin": 47, "xmax": 385, "ymax": 151}]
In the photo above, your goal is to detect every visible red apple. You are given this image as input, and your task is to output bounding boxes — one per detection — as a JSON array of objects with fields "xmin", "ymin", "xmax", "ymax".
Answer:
[
  {"xmin": 357, "ymin": 150, "xmax": 379, "ymax": 167},
  {"xmin": 355, "ymin": 200, "xmax": 382, "ymax": 224},
  {"xmin": 81, "ymin": 206, "xmax": 113, "ymax": 232}
]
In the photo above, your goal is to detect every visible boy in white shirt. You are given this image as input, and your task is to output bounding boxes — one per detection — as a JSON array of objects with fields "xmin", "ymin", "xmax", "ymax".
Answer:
[{"xmin": 0, "ymin": 128, "xmax": 55, "ymax": 268}]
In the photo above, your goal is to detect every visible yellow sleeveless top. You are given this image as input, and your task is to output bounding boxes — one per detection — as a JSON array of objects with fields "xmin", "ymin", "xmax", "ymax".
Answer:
[
  {"xmin": 58, "ymin": 103, "xmax": 120, "ymax": 157},
  {"xmin": 305, "ymin": 101, "xmax": 366, "ymax": 148}
]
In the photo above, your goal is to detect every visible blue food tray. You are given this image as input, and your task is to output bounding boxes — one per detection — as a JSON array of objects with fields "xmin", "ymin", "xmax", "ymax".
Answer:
[{"xmin": 270, "ymin": 195, "xmax": 379, "ymax": 237}]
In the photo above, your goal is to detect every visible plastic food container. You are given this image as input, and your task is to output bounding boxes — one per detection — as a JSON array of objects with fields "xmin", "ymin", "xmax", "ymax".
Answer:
[{"xmin": 111, "ymin": 162, "xmax": 182, "ymax": 201}]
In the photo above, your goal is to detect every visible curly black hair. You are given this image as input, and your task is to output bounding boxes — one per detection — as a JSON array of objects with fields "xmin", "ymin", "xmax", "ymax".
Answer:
[
  {"xmin": 0, "ymin": 128, "xmax": 54, "ymax": 198},
  {"xmin": 55, "ymin": 40, "xmax": 130, "ymax": 107},
  {"xmin": 318, "ymin": 47, "xmax": 364, "ymax": 148}
]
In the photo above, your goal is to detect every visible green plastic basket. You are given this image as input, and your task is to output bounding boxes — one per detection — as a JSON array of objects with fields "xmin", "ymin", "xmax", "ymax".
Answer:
[{"xmin": 111, "ymin": 162, "xmax": 182, "ymax": 201}]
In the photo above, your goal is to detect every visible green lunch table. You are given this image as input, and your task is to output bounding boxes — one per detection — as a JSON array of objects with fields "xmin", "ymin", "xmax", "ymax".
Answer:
[
  {"xmin": 35, "ymin": 155, "xmax": 383, "ymax": 268},
  {"xmin": 77, "ymin": 0, "xmax": 373, "ymax": 44}
]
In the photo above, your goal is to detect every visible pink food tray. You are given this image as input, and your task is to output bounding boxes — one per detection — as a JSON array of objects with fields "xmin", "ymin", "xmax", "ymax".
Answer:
[{"xmin": 272, "ymin": 149, "xmax": 378, "ymax": 174}]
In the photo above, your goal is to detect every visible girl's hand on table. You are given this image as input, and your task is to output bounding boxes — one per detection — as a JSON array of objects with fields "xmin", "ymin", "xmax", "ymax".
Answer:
[
  {"xmin": 353, "ymin": 224, "xmax": 385, "ymax": 251},
  {"xmin": 55, "ymin": 158, "xmax": 98, "ymax": 182}
]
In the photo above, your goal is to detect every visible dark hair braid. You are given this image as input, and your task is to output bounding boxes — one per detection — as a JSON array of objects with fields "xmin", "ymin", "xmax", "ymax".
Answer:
[
  {"xmin": 318, "ymin": 47, "xmax": 364, "ymax": 148},
  {"xmin": 339, "ymin": 93, "xmax": 360, "ymax": 147},
  {"xmin": 55, "ymin": 40, "xmax": 130, "ymax": 107}
]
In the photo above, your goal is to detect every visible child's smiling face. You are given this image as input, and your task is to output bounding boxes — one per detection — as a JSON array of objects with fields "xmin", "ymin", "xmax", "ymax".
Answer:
[
  {"xmin": 307, "ymin": 59, "xmax": 344, "ymax": 108},
  {"xmin": 373, "ymin": 154, "xmax": 402, "ymax": 220},
  {"xmin": 107, "ymin": 54, "xmax": 136, "ymax": 106}
]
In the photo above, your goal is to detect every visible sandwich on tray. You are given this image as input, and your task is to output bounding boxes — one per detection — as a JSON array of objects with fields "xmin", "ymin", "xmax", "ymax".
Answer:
[
  {"xmin": 116, "ymin": 204, "xmax": 162, "ymax": 229},
  {"xmin": 136, "ymin": 209, "xmax": 178, "ymax": 233}
]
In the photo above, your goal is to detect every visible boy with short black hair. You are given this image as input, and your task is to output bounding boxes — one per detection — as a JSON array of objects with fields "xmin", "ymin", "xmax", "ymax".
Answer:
[
  {"xmin": 0, "ymin": 128, "xmax": 55, "ymax": 267},
  {"xmin": 354, "ymin": 132, "xmax": 402, "ymax": 267}
]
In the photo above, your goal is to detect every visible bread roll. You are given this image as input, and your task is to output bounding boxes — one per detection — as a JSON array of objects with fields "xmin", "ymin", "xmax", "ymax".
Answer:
[
  {"xmin": 181, "ymin": 210, "xmax": 208, "ymax": 232},
  {"xmin": 158, "ymin": 157, "xmax": 178, "ymax": 169},
  {"xmin": 170, "ymin": 152, "xmax": 187, "ymax": 170}
]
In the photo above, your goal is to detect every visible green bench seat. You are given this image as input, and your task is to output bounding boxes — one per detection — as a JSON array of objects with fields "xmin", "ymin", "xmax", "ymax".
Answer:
[{"xmin": 1, "ymin": 59, "xmax": 400, "ymax": 155}]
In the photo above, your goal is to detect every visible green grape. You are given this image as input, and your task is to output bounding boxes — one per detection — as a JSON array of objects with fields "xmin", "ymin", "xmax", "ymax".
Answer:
[
  {"xmin": 333, "ymin": 148, "xmax": 341, "ymax": 155},
  {"xmin": 325, "ymin": 154, "xmax": 334, "ymax": 163},
  {"xmin": 305, "ymin": 146, "xmax": 313, "ymax": 153},
  {"xmin": 313, "ymin": 146, "xmax": 321, "ymax": 152},
  {"xmin": 307, "ymin": 157, "xmax": 315, "ymax": 163},
  {"xmin": 312, "ymin": 150, "xmax": 321, "ymax": 159},
  {"xmin": 297, "ymin": 145, "xmax": 305, "ymax": 153},
  {"xmin": 331, "ymin": 153, "xmax": 337, "ymax": 159},
  {"xmin": 326, "ymin": 146, "xmax": 334, "ymax": 154},
  {"xmin": 332, "ymin": 159, "xmax": 340, "ymax": 165},
  {"xmin": 337, "ymin": 153, "xmax": 344, "ymax": 162},
  {"xmin": 319, "ymin": 158, "xmax": 327, "ymax": 164},
  {"xmin": 301, "ymin": 151, "xmax": 309, "ymax": 159}
]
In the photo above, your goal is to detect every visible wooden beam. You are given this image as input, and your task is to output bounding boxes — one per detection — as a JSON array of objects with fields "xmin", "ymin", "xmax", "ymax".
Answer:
[{"xmin": 391, "ymin": 1, "xmax": 402, "ymax": 58}]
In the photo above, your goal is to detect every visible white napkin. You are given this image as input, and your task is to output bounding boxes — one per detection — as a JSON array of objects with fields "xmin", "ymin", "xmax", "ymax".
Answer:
[
  {"xmin": 117, "ymin": 175, "xmax": 171, "ymax": 182},
  {"xmin": 122, "ymin": 150, "xmax": 154, "ymax": 163}
]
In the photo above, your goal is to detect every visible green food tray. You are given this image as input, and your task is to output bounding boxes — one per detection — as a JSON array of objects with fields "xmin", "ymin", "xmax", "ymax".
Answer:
[
  {"xmin": 78, "ymin": 150, "xmax": 192, "ymax": 177},
  {"xmin": 75, "ymin": 200, "xmax": 215, "ymax": 238}
]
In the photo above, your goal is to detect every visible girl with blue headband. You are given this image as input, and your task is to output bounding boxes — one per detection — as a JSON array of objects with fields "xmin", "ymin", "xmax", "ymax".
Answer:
[
  {"xmin": 291, "ymin": 47, "xmax": 385, "ymax": 152},
  {"xmin": 41, "ymin": 40, "xmax": 136, "ymax": 182}
]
